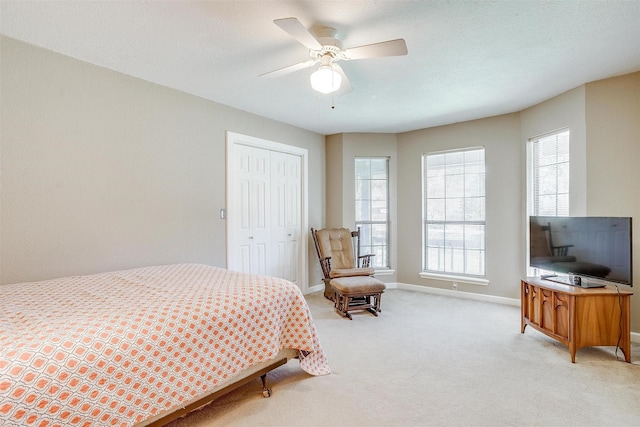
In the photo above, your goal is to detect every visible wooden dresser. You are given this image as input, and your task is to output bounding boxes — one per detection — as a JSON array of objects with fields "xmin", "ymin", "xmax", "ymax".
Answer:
[{"xmin": 521, "ymin": 277, "xmax": 633, "ymax": 362}]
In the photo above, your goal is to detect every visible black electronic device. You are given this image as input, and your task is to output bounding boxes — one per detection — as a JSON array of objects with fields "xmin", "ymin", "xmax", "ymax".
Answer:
[{"xmin": 529, "ymin": 216, "xmax": 632, "ymax": 287}]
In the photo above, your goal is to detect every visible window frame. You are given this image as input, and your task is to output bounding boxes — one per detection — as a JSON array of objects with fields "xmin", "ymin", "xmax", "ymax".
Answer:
[
  {"xmin": 422, "ymin": 147, "xmax": 486, "ymax": 279},
  {"xmin": 354, "ymin": 156, "xmax": 391, "ymax": 269},
  {"xmin": 527, "ymin": 128, "xmax": 571, "ymax": 276},
  {"xmin": 530, "ymin": 129, "xmax": 570, "ymax": 217}
]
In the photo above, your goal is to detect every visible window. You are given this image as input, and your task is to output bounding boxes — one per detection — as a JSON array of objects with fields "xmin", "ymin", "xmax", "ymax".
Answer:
[
  {"xmin": 423, "ymin": 148, "xmax": 485, "ymax": 276},
  {"xmin": 355, "ymin": 157, "xmax": 390, "ymax": 269},
  {"xmin": 530, "ymin": 129, "xmax": 570, "ymax": 216}
]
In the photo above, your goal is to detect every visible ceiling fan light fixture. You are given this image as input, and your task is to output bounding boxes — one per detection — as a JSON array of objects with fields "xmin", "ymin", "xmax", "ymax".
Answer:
[{"xmin": 310, "ymin": 65, "xmax": 342, "ymax": 94}]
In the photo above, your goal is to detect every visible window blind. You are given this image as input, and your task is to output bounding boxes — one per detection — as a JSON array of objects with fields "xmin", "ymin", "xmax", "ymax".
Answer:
[
  {"xmin": 532, "ymin": 130, "xmax": 570, "ymax": 216},
  {"xmin": 423, "ymin": 147, "xmax": 485, "ymax": 276}
]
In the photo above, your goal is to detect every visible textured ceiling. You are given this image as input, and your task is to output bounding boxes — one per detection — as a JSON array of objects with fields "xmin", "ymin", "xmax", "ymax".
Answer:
[{"xmin": 2, "ymin": 1, "xmax": 640, "ymax": 135}]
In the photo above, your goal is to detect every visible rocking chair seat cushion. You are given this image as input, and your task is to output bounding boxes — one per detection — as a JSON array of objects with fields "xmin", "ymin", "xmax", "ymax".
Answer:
[
  {"xmin": 330, "ymin": 276, "xmax": 386, "ymax": 295},
  {"xmin": 329, "ymin": 267, "xmax": 375, "ymax": 278}
]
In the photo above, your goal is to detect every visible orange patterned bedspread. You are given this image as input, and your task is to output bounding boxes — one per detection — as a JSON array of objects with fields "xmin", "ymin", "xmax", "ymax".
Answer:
[{"xmin": 0, "ymin": 264, "xmax": 330, "ymax": 426}]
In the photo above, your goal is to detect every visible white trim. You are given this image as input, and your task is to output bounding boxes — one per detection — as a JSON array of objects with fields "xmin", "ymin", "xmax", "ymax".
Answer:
[
  {"xmin": 395, "ymin": 282, "xmax": 519, "ymax": 306},
  {"xmin": 422, "ymin": 147, "xmax": 487, "ymax": 277},
  {"xmin": 528, "ymin": 126, "xmax": 571, "ymax": 143},
  {"xmin": 390, "ymin": 284, "xmax": 640, "ymax": 343},
  {"xmin": 418, "ymin": 272, "xmax": 489, "ymax": 286},
  {"xmin": 374, "ymin": 269, "xmax": 396, "ymax": 276},
  {"xmin": 306, "ymin": 283, "xmax": 324, "ymax": 295},
  {"xmin": 424, "ymin": 145, "xmax": 486, "ymax": 156},
  {"xmin": 354, "ymin": 157, "xmax": 391, "ymax": 269},
  {"xmin": 225, "ymin": 131, "xmax": 309, "ymax": 293}
]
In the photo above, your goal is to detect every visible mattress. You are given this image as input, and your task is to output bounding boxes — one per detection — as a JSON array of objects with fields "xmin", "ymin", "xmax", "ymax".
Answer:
[{"xmin": 0, "ymin": 263, "xmax": 330, "ymax": 426}]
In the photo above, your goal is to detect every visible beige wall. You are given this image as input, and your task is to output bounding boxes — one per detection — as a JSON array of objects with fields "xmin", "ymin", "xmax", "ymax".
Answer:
[
  {"xmin": 328, "ymin": 75, "xmax": 639, "ymax": 333},
  {"xmin": 3, "ymin": 36, "xmax": 639, "ymax": 332},
  {"xmin": 324, "ymin": 134, "xmax": 344, "ymax": 230},
  {"xmin": 584, "ymin": 72, "xmax": 640, "ymax": 331},
  {"xmin": 397, "ymin": 114, "xmax": 522, "ymax": 298},
  {"xmin": 0, "ymin": 37, "xmax": 324, "ymax": 285},
  {"xmin": 324, "ymin": 133, "xmax": 398, "ymax": 283}
]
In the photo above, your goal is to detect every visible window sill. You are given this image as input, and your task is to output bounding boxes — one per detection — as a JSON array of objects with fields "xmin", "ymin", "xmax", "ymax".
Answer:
[
  {"xmin": 419, "ymin": 272, "xmax": 489, "ymax": 286},
  {"xmin": 374, "ymin": 269, "xmax": 395, "ymax": 276}
]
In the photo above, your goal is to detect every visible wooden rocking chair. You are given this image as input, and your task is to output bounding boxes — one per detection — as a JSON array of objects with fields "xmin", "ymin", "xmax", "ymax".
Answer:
[{"xmin": 311, "ymin": 227, "xmax": 385, "ymax": 319}]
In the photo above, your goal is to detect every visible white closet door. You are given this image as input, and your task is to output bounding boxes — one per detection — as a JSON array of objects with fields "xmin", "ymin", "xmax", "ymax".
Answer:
[
  {"xmin": 229, "ymin": 144, "xmax": 270, "ymax": 276},
  {"xmin": 270, "ymin": 151, "xmax": 301, "ymax": 283},
  {"xmin": 227, "ymin": 137, "xmax": 304, "ymax": 288},
  {"xmin": 285, "ymin": 153, "xmax": 301, "ymax": 284}
]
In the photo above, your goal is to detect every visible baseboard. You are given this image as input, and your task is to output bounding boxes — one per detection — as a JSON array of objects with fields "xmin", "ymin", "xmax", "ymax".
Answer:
[
  {"xmin": 391, "ymin": 282, "xmax": 640, "ymax": 343},
  {"xmin": 306, "ymin": 283, "xmax": 324, "ymax": 295},
  {"xmin": 393, "ymin": 282, "xmax": 520, "ymax": 306}
]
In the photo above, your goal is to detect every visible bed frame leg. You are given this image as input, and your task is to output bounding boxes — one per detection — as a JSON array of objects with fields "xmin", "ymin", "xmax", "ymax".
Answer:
[{"xmin": 260, "ymin": 374, "xmax": 272, "ymax": 398}]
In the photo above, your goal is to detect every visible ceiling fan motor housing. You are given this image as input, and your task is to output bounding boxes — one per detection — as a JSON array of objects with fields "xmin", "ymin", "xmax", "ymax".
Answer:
[{"xmin": 311, "ymin": 27, "xmax": 346, "ymax": 61}]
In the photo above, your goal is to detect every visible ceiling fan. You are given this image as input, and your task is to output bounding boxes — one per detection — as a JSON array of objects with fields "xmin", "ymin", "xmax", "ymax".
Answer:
[{"xmin": 261, "ymin": 17, "xmax": 408, "ymax": 95}]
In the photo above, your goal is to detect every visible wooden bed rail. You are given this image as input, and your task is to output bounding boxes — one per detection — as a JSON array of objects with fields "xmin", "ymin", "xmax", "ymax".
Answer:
[{"xmin": 140, "ymin": 357, "xmax": 288, "ymax": 426}]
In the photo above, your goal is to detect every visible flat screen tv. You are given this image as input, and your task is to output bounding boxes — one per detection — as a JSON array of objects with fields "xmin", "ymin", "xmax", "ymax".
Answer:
[{"xmin": 529, "ymin": 216, "xmax": 632, "ymax": 287}]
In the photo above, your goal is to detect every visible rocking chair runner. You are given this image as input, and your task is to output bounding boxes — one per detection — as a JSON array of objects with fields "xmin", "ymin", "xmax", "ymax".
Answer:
[{"xmin": 311, "ymin": 227, "xmax": 385, "ymax": 319}]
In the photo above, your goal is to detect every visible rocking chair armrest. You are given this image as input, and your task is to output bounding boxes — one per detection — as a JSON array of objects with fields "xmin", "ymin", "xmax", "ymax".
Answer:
[
  {"xmin": 320, "ymin": 256, "xmax": 332, "ymax": 268},
  {"xmin": 358, "ymin": 253, "xmax": 375, "ymax": 268},
  {"xmin": 318, "ymin": 256, "xmax": 332, "ymax": 279}
]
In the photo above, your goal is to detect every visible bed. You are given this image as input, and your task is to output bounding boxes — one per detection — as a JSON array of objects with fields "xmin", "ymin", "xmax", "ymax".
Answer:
[{"xmin": 0, "ymin": 263, "xmax": 330, "ymax": 426}]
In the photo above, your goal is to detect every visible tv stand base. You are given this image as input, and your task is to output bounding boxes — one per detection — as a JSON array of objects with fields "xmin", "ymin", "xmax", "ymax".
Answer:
[{"xmin": 521, "ymin": 277, "xmax": 632, "ymax": 363}]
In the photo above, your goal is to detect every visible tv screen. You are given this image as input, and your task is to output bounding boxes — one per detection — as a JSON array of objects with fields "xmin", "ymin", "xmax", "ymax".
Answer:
[{"xmin": 529, "ymin": 216, "xmax": 633, "ymax": 286}]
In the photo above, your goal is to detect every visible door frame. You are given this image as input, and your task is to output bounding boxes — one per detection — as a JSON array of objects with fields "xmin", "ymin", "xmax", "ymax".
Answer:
[{"xmin": 225, "ymin": 131, "xmax": 309, "ymax": 292}]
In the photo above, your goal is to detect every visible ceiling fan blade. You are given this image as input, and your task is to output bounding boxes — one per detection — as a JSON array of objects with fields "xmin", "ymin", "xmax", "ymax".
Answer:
[
  {"xmin": 344, "ymin": 39, "xmax": 408, "ymax": 60},
  {"xmin": 260, "ymin": 59, "xmax": 317, "ymax": 78},
  {"xmin": 332, "ymin": 63, "xmax": 353, "ymax": 96},
  {"xmin": 274, "ymin": 17, "xmax": 323, "ymax": 50}
]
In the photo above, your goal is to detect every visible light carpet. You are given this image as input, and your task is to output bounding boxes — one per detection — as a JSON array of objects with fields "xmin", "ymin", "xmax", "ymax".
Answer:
[{"xmin": 167, "ymin": 289, "xmax": 640, "ymax": 426}]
